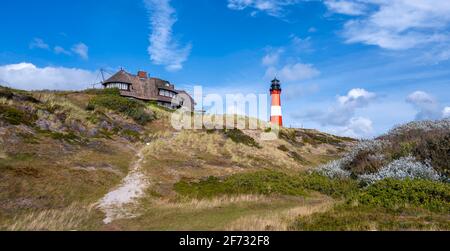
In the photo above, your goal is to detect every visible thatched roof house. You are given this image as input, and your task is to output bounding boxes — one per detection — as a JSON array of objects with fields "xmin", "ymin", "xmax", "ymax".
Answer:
[{"xmin": 102, "ymin": 70, "xmax": 194, "ymax": 110}]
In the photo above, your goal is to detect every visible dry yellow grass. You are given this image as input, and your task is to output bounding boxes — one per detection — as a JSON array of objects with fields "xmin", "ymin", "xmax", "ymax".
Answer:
[
  {"xmin": 226, "ymin": 196, "xmax": 335, "ymax": 231},
  {"xmin": 6, "ymin": 203, "xmax": 95, "ymax": 231},
  {"xmin": 151, "ymin": 194, "xmax": 271, "ymax": 210}
]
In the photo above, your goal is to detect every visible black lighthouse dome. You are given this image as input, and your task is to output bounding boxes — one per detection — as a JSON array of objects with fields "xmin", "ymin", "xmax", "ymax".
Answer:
[{"xmin": 270, "ymin": 78, "xmax": 282, "ymax": 92}]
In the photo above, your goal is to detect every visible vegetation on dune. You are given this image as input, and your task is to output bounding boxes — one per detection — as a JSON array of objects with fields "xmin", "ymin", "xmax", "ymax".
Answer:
[
  {"xmin": 87, "ymin": 89, "xmax": 154, "ymax": 125},
  {"xmin": 353, "ymin": 179, "xmax": 449, "ymax": 213},
  {"xmin": 317, "ymin": 119, "xmax": 450, "ymax": 182},
  {"xmin": 279, "ymin": 128, "xmax": 354, "ymax": 147},
  {"xmin": 2, "ymin": 85, "xmax": 449, "ymax": 231},
  {"xmin": 292, "ymin": 178, "xmax": 450, "ymax": 231},
  {"xmin": 175, "ymin": 171, "xmax": 308, "ymax": 198},
  {"xmin": 174, "ymin": 171, "xmax": 359, "ymax": 199},
  {"xmin": 223, "ymin": 129, "xmax": 261, "ymax": 148},
  {"xmin": 0, "ymin": 104, "xmax": 37, "ymax": 126}
]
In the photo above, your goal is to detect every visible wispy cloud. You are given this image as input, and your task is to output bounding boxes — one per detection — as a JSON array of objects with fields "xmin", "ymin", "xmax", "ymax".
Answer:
[
  {"xmin": 54, "ymin": 46, "xmax": 71, "ymax": 56},
  {"xmin": 144, "ymin": 0, "xmax": 191, "ymax": 72},
  {"xmin": 324, "ymin": 0, "xmax": 450, "ymax": 59},
  {"xmin": 71, "ymin": 43, "xmax": 89, "ymax": 60},
  {"xmin": 29, "ymin": 38, "xmax": 89, "ymax": 60},
  {"xmin": 0, "ymin": 62, "xmax": 98, "ymax": 90},
  {"xmin": 227, "ymin": 0, "xmax": 301, "ymax": 18},
  {"xmin": 29, "ymin": 38, "xmax": 49, "ymax": 50},
  {"xmin": 265, "ymin": 63, "xmax": 320, "ymax": 82},
  {"xmin": 324, "ymin": 0, "xmax": 367, "ymax": 16},
  {"xmin": 262, "ymin": 35, "xmax": 319, "ymax": 82}
]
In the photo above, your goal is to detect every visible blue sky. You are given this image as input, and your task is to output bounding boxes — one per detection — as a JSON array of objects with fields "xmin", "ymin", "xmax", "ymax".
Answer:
[{"xmin": 1, "ymin": 0, "xmax": 450, "ymax": 138}]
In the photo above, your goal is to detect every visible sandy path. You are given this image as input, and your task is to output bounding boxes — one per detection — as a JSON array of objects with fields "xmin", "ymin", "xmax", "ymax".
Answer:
[{"xmin": 98, "ymin": 146, "xmax": 149, "ymax": 224}]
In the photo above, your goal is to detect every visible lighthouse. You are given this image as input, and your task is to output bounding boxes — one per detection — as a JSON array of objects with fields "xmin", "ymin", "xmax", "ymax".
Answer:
[{"xmin": 270, "ymin": 78, "xmax": 283, "ymax": 127}]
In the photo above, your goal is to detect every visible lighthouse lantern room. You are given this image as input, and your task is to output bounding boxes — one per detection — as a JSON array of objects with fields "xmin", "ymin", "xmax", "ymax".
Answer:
[{"xmin": 270, "ymin": 78, "xmax": 283, "ymax": 127}]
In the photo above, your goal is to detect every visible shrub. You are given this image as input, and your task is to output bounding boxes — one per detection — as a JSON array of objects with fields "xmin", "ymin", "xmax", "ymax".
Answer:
[
  {"xmin": 354, "ymin": 179, "xmax": 450, "ymax": 212},
  {"xmin": 224, "ymin": 129, "xmax": 261, "ymax": 148},
  {"xmin": 300, "ymin": 173, "xmax": 360, "ymax": 199},
  {"xmin": 413, "ymin": 133, "xmax": 450, "ymax": 177},
  {"xmin": 0, "ymin": 105, "xmax": 37, "ymax": 125},
  {"xmin": 175, "ymin": 171, "xmax": 360, "ymax": 200},
  {"xmin": 174, "ymin": 171, "xmax": 307, "ymax": 198},
  {"xmin": 83, "ymin": 88, "xmax": 121, "ymax": 96},
  {"xmin": 359, "ymin": 156, "xmax": 442, "ymax": 184},
  {"xmin": 317, "ymin": 159, "xmax": 351, "ymax": 179},
  {"xmin": 88, "ymin": 95, "xmax": 154, "ymax": 125},
  {"xmin": 277, "ymin": 145, "xmax": 289, "ymax": 152}
]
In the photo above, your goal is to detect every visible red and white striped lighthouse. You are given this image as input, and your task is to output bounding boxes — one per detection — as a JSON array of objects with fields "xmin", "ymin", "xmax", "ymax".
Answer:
[{"xmin": 270, "ymin": 78, "xmax": 283, "ymax": 127}]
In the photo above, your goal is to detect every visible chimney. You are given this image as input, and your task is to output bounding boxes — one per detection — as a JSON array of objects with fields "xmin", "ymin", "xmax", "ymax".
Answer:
[{"xmin": 138, "ymin": 71, "xmax": 148, "ymax": 79}]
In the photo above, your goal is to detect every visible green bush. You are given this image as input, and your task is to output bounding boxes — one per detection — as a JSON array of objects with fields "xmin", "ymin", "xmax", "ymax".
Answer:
[
  {"xmin": 354, "ymin": 179, "xmax": 450, "ymax": 212},
  {"xmin": 87, "ymin": 94, "xmax": 154, "ymax": 125},
  {"xmin": 174, "ymin": 171, "xmax": 307, "ymax": 198},
  {"xmin": 291, "ymin": 178, "xmax": 450, "ymax": 231},
  {"xmin": 299, "ymin": 173, "xmax": 360, "ymax": 199},
  {"xmin": 174, "ymin": 171, "xmax": 361, "ymax": 199}
]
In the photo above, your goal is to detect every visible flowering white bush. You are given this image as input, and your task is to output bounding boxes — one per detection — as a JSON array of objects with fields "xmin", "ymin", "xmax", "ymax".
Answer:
[
  {"xmin": 359, "ymin": 156, "xmax": 442, "ymax": 184},
  {"xmin": 317, "ymin": 159, "xmax": 351, "ymax": 179},
  {"xmin": 317, "ymin": 139, "xmax": 388, "ymax": 179}
]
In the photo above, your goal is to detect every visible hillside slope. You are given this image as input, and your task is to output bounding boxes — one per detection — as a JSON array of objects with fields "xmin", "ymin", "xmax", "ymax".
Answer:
[{"xmin": 0, "ymin": 86, "xmax": 356, "ymax": 230}]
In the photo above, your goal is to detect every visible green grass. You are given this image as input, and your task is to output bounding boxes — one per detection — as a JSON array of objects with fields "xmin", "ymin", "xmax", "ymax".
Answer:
[{"xmin": 112, "ymin": 196, "xmax": 302, "ymax": 231}]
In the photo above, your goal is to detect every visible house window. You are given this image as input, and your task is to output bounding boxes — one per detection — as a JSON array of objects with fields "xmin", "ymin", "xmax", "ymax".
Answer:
[
  {"xmin": 106, "ymin": 83, "xmax": 130, "ymax": 91},
  {"xmin": 159, "ymin": 89, "xmax": 176, "ymax": 98}
]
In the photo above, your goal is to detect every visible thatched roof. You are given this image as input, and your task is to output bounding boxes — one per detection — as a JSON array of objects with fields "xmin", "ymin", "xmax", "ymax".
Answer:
[{"xmin": 102, "ymin": 70, "xmax": 194, "ymax": 108}]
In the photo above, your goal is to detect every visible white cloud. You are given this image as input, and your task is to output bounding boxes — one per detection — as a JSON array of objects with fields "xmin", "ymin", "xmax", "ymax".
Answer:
[
  {"xmin": 54, "ymin": 46, "xmax": 71, "ymax": 56},
  {"xmin": 227, "ymin": 0, "xmax": 300, "ymax": 17},
  {"xmin": 324, "ymin": 0, "xmax": 367, "ymax": 16},
  {"xmin": 266, "ymin": 63, "xmax": 320, "ymax": 82},
  {"xmin": 0, "ymin": 62, "xmax": 98, "ymax": 91},
  {"xmin": 262, "ymin": 49, "xmax": 283, "ymax": 66},
  {"xmin": 295, "ymin": 88, "xmax": 377, "ymax": 138},
  {"xmin": 406, "ymin": 91, "xmax": 442, "ymax": 120},
  {"xmin": 144, "ymin": 0, "xmax": 191, "ymax": 72},
  {"xmin": 29, "ymin": 38, "xmax": 49, "ymax": 50},
  {"xmin": 308, "ymin": 27, "xmax": 317, "ymax": 33},
  {"xmin": 325, "ymin": 0, "xmax": 450, "ymax": 53},
  {"xmin": 337, "ymin": 117, "xmax": 373, "ymax": 138},
  {"xmin": 337, "ymin": 88, "xmax": 376, "ymax": 107},
  {"xmin": 443, "ymin": 107, "xmax": 450, "ymax": 118},
  {"xmin": 262, "ymin": 35, "xmax": 319, "ymax": 82},
  {"xmin": 71, "ymin": 43, "xmax": 89, "ymax": 60}
]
